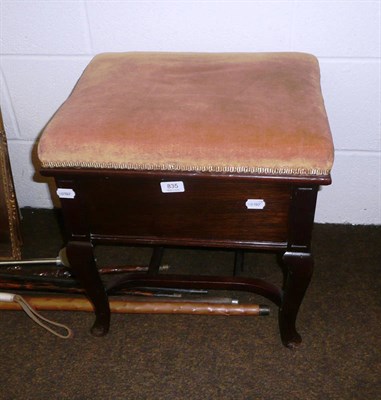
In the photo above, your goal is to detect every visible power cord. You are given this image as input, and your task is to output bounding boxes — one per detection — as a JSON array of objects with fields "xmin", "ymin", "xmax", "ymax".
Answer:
[{"xmin": 0, "ymin": 292, "xmax": 73, "ymax": 339}]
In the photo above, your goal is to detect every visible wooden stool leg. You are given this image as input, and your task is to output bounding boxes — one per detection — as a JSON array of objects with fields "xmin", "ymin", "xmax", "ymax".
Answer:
[
  {"xmin": 148, "ymin": 246, "xmax": 165, "ymax": 275},
  {"xmin": 66, "ymin": 241, "xmax": 110, "ymax": 336},
  {"xmin": 279, "ymin": 251, "xmax": 313, "ymax": 348},
  {"xmin": 233, "ymin": 250, "xmax": 245, "ymax": 276}
]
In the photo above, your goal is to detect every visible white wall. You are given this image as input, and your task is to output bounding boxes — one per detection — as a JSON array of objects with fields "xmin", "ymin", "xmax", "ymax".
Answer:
[{"xmin": 0, "ymin": 0, "xmax": 380, "ymax": 224}]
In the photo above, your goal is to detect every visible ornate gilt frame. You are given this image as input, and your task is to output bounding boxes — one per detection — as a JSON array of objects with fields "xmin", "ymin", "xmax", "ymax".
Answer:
[{"xmin": 0, "ymin": 110, "xmax": 22, "ymax": 260}]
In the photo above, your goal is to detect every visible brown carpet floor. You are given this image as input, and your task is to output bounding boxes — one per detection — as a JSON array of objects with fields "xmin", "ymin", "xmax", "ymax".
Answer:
[{"xmin": 0, "ymin": 209, "xmax": 380, "ymax": 400}]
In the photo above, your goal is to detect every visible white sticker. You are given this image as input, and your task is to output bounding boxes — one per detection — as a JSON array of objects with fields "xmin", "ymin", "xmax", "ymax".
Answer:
[
  {"xmin": 56, "ymin": 188, "xmax": 76, "ymax": 199},
  {"xmin": 160, "ymin": 181, "xmax": 185, "ymax": 193},
  {"xmin": 245, "ymin": 199, "xmax": 266, "ymax": 210}
]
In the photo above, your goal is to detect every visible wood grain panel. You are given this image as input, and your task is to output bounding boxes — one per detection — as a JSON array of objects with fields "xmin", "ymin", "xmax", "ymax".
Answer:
[{"xmin": 77, "ymin": 174, "xmax": 292, "ymax": 245}]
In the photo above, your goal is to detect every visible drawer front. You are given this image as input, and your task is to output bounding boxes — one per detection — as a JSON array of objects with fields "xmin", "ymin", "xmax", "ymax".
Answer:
[{"xmin": 78, "ymin": 175, "xmax": 292, "ymax": 246}]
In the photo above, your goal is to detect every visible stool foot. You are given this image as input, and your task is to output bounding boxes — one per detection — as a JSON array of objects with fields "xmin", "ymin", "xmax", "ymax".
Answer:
[
  {"xmin": 90, "ymin": 320, "xmax": 109, "ymax": 337},
  {"xmin": 279, "ymin": 251, "xmax": 313, "ymax": 348},
  {"xmin": 279, "ymin": 327, "xmax": 302, "ymax": 349},
  {"xmin": 66, "ymin": 241, "xmax": 111, "ymax": 336}
]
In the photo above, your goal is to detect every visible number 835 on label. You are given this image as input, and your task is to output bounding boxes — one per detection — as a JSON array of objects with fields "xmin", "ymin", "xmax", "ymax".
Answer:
[{"xmin": 160, "ymin": 181, "xmax": 185, "ymax": 193}]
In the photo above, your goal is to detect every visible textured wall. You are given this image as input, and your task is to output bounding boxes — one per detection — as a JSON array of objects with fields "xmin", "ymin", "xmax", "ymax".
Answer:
[{"xmin": 0, "ymin": 0, "xmax": 380, "ymax": 224}]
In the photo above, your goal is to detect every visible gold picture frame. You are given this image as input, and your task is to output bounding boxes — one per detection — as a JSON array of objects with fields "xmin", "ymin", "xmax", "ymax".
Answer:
[{"xmin": 0, "ymin": 109, "xmax": 22, "ymax": 260}]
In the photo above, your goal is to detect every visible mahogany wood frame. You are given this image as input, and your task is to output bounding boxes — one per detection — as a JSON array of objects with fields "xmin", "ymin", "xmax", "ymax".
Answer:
[{"xmin": 42, "ymin": 167, "xmax": 330, "ymax": 348}]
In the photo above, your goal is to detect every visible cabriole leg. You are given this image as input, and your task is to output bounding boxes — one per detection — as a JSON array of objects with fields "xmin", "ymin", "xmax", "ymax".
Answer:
[
  {"xmin": 66, "ymin": 240, "xmax": 110, "ymax": 336},
  {"xmin": 279, "ymin": 251, "xmax": 313, "ymax": 348}
]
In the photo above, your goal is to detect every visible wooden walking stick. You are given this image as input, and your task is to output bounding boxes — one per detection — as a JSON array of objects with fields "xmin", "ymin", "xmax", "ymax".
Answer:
[{"xmin": 0, "ymin": 295, "xmax": 270, "ymax": 316}]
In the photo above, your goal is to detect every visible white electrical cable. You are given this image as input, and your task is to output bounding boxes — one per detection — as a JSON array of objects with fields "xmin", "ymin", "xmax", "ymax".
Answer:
[{"xmin": 0, "ymin": 292, "xmax": 73, "ymax": 339}]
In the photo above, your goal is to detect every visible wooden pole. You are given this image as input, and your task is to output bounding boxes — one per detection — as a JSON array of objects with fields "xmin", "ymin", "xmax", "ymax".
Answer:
[{"xmin": 0, "ymin": 295, "xmax": 270, "ymax": 316}]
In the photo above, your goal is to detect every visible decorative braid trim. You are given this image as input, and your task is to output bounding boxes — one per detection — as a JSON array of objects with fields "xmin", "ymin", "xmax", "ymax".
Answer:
[{"xmin": 40, "ymin": 160, "xmax": 331, "ymax": 176}]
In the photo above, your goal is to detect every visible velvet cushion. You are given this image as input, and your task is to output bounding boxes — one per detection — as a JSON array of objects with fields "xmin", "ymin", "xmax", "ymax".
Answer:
[{"xmin": 38, "ymin": 52, "xmax": 334, "ymax": 176}]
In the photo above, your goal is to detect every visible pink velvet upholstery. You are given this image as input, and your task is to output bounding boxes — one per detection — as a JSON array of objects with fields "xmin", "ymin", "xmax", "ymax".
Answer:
[{"xmin": 38, "ymin": 52, "xmax": 334, "ymax": 176}]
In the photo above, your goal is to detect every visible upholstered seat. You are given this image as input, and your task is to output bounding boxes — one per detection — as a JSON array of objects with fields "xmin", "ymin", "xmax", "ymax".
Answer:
[
  {"xmin": 37, "ymin": 52, "xmax": 334, "ymax": 347},
  {"xmin": 38, "ymin": 52, "xmax": 334, "ymax": 176}
]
